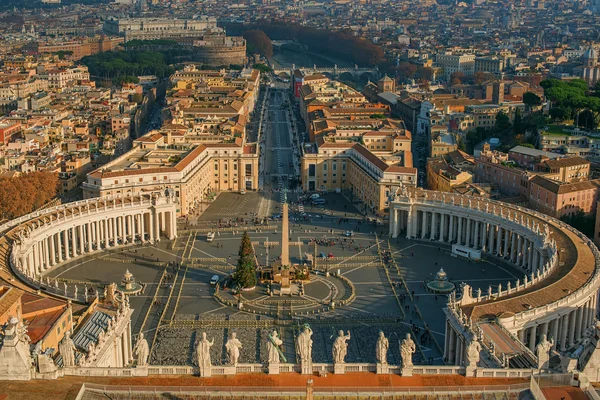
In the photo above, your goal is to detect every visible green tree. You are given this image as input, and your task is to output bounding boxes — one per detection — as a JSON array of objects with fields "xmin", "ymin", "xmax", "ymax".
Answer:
[
  {"xmin": 523, "ymin": 92, "xmax": 542, "ymax": 112},
  {"xmin": 233, "ymin": 232, "xmax": 257, "ymax": 289},
  {"xmin": 252, "ymin": 64, "xmax": 273, "ymax": 73},
  {"xmin": 513, "ymin": 108, "xmax": 523, "ymax": 134},
  {"xmin": 495, "ymin": 111, "xmax": 511, "ymax": 130},
  {"xmin": 549, "ymin": 107, "xmax": 567, "ymax": 121}
]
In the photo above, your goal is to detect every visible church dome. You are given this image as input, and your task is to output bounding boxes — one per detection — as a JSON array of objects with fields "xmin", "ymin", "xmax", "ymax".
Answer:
[{"xmin": 584, "ymin": 46, "xmax": 598, "ymax": 61}]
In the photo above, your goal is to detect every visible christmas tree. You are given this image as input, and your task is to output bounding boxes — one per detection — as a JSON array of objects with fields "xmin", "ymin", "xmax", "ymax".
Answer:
[{"xmin": 233, "ymin": 232, "xmax": 257, "ymax": 288}]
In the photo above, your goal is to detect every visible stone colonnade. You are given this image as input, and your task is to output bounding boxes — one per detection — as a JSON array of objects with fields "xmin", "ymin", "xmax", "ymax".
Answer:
[
  {"xmin": 390, "ymin": 207, "xmax": 547, "ymax": 274},
  {"xmin": 389, "ymin": 189, "xmax": 600, "ymax": 365},
  {"xmin": 516, "ymin": 294, "xmax": 598, "ymax": 353},
  {"xmin": 11, "ymin": 194, "xmax": 178, "ymax": 280}
]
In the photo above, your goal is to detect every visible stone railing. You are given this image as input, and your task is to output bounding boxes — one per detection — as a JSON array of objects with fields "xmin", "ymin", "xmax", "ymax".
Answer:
[
  {"xmin": 57, "ymin": 363, "xmax": 539, "ymax": 380},
  {"xmin": 456, "ymin": 261, "xmax": 557, "ymax": 308},
  {"xmin": 76, "ymin": 382, "xmax": 531, "ymax": 397}
]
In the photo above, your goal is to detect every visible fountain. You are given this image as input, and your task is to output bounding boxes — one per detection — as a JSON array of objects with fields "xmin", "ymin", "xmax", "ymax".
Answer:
[
  {"xmin": 426, "ymin": 268, "xmax": 455, "ymax": 294},
  {"xmin": 116, "ymin": 269, "xmax": 143, "ymax": 295}
]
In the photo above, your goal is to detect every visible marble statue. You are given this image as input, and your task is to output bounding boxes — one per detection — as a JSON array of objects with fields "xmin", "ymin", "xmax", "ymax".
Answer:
[
  {"xmin": 536, "ymin": 334, "xmax": 554, "ymax": 370},
  {"xmin": 133, "ymin": 333, "xmax": 149, "ymax": 367},
  {"xmin": 268, "ymin": 330, "xmax": 283, "ymax": 364},
  {"xmin": 225, "ymin": 332, "xmax": 243, "ymax": 366},
  {"xmin": 332, "ymin": 330, "xmax": 351, "ymax": 364},
  {"xmin": 376, "ymin": 331, "xmax": 389, "ymax": 364},
  {"xmin": 296, "ymin": 324, "xmax": 313, "ymax": 364},
  {"xmin": 465, "ymin": 339, "xmax": 481, "ymax": 368},
  {"xmin": 400, "ymin": 333, "xmax": 416, "ymax": 369},
  {"xmin": 59, "ymin": 331, "xmax": 77, "ymax": 368},
  {"xmin": 197, "ymin": 332, "xmax": 214, "ymax": 373}
]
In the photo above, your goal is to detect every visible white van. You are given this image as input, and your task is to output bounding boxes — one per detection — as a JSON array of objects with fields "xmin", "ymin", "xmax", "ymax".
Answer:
[
  {"xmin": 207, "ymin": 232, "xmax": 215, "ymax": 242},
  {"xmin": 310, "ymin": 194, "xmax": 320, "ymax": 200},
  {"xmin": 210, "ymin": 275, "xmax": 220, "ymax": 285}
]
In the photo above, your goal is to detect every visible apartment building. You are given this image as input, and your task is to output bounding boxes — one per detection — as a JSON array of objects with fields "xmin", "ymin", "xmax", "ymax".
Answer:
[
  {"xmin": 435, "ymin": 53, "xmax": 476, "ymax": 78},
  {"xmin": 474, "ymin": 144, "xmax": 532, "ymax": 198},
  {"xmin": 47, "ymin": 66, "xmax": 91, "ymax": 89},
  {"xmin": 536, "ymin": 156, "xmax": 590, "ymax": 183},
  {"xmin": 474, "ymin": 56, "xmax": 505, "ymax": 74},
  {"xmin": 301, "ymin": 140, "xmax": 416, "ymax": 214},
  {"xmin": 528, "ymin": 175, "xmax": 600, "ymax": 218}
]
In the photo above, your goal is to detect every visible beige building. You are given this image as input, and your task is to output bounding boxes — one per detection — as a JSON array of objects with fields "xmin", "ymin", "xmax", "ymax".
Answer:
[
  {"xmin": 436, "ymin": 53, "xmax": 476, "ymax": 78},
  {"xmin": 83, "ymin": 132, "xmax": 258, "ymax": 216},
  {"xmin": 301, "ymin": 140, "xmax": 416, "ymax": 215}
]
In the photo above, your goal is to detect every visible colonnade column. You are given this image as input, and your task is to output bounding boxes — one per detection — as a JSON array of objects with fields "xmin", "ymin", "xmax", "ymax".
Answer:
[
  {"xmin": 488, "ymin": 224, "xmax": 494, "ymax": 253},
  {"xmin": 104, "ymin": 220, "xmax": 111, "ymax": 248},
  {"xmin": 539, "ymin": 322, "xmax": 548, "ymax": 341},
  {"xmin": 49, "ymin": 234, "xmax": 56, "ymax": 265},
  {"xmin": 528, "ymin": 245, "xmax": 535, "ymax": 272},
  {"xmin": 528, "ymin": 325, "xmax": 537, "ymax": 352},
  {"xmin": 481, "ymin": 222, "xmax": 487, "ymax": 250},
  {"xmin": 551, "ymin": 318, "xmax": 559, "ymax": 349},
  {"xmin": 55, "ymin": 232, "xmax": 63, "ymax": 263},
  {"xmin": 560, "ymin": 314, "xmax": 569, "ymax": 351},
  {"xmin": 511, "ymin": 233, "xmax": 517, "ymax": 263},
  {"xmin": 431, "ymin": 212, "xmax": 438, "ymax": 241},
  {"xmin": 78, "ymin": 225, "xmax": 84, "ymax": 256},
  {"xmin": 457, "ymin": 217, "xmax": 463, "ymax": 245},
  {"xmin": 149, "ymin": 212, "xmax": 155, "ymax": 242},
  {"xmin": 473, "ymin": 220, "xmax": 480, "ymax": 248},
  {"xmin": 421, "ymin": 211, "xmax": 427, "ymax": 239},
  {"xmin": 63, "ymin": 229, "xmax": 70, "ymax": 260},
  {"xmin": 576, "ymin": 306, "xmax": 584, "ymax": 341},
  {"xmin": 113, "ymin": 217, "xmax": 118, "ymax": 246},
  {"xmin": 141, "ymin": 213, "xmax": 146, "ymax": 242},
  {"xmin": 495, "ymin": 226, "xmax": 502, "ymax": 255},
  {"xmin": 43, "ymin": 238, "xmax": 49, "ymax": 269},
  {"xmin": 465, "ymin": 218, "xmax": 471, "ymax": 247},
  {"xmin": 71, "ymin": 227, "xmax": 77, "ymax": 257},
  {"xmin": 86, "ymin": 223, "xmax": 92, "ymax": 252},
  {"xmin": 439, "ymin": 213, "xmax": 446, "ymax": 242},
  {"xmin": 517, "ymin": 236, "xmax": 523, "ymax": 266},
  {"xmin": 96, "ymin": 221, "xmax": 101, "ymax": 249},
  {"xmin": 503, "ymin": 229, "xmax": 509, "ymax": 258},
  {"xmin": 568, "ymin": 311, "xmax": 576, "ymax": 347}
]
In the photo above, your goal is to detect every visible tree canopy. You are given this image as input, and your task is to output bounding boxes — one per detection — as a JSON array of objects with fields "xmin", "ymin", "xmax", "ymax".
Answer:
[
  {"xmin": 541, "ymin": 79, "xmax": 600, "ymax": 128},
  {"xmin": 243, "ymin": 30, "xmax": 273, "ymax": 58},
  {"xmin": 225, "ymin": 21, "xmax": 385, "ymax": 67},
  {"xmin": 80, "ymin": 49, "xmax": 190, "ymax": 85},
  {"xmin": 233, "ymin": 232, "xmax": 257, "ymax": 289},
  {"xmin": 0, "ymin": 172, "xmax": 58, "ymax": 220}
]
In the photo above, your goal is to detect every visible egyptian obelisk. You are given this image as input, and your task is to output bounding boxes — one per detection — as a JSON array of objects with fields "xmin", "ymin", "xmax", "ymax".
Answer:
[{"xmin": 281, "ymin": 195, "xmax": 290, "ymax": 266}]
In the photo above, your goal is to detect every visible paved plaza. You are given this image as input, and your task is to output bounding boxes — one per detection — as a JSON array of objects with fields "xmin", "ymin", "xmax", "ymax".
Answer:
[{"xmin": 44, "ymin": 205, "xmax": 521, "ymax": 366}]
